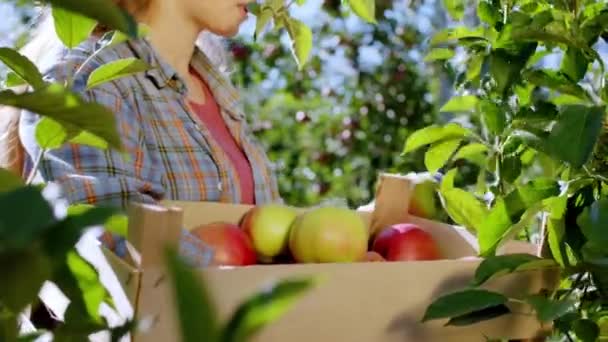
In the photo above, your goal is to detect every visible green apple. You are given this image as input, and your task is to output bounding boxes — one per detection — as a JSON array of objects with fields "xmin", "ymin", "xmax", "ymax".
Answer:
[
  {"xmin": 289, "ymin": 207, "xmax": 368, "ymax": 263},
  {"xmin": 241, "ymin": 204, "xmax": 298, "ymax": 262},
  {"xmin": 407, "ymin": 173, "xmax": 440, "ymax": 219}
]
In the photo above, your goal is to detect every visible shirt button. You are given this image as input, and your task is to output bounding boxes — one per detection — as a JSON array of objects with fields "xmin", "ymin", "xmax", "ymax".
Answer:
[{"xmin": 217, "ymin": 182, "xmax": 223, "ymax": 192}]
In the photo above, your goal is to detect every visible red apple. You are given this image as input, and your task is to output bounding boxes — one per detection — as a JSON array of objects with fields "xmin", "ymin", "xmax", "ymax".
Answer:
[
  {"xmin": 372, "ymin": 223, "xmax": 418, "ymax": 257},
  {"xmin": 372, "ymin": 223, "xmax": 442, "ymax": 261},
  {"xmin": 191, "ymin": 222, "xmax": 257, "ymax": 266}
]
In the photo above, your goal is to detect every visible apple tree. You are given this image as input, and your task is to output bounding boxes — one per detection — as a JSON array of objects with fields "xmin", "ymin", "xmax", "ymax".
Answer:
[{"xmin": 414, "ymin": 0, "xmax": 608, "ymax": 339}]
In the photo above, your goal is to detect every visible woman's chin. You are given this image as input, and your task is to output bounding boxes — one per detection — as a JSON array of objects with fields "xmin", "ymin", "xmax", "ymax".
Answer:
[{"xmin": 211, "ymin": 26, "xmax": 241, "ymax": 38}]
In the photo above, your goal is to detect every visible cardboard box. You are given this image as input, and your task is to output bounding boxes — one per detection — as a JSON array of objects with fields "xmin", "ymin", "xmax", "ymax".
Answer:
[{"xmin": 109, "ymin": 174, "xmax": 559, "ymax": 342}]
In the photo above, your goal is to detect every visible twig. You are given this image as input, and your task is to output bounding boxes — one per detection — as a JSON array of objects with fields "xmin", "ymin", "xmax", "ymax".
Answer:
[
  {"xmin": 26, "ymin": 148, "xmax": 46, "ymax": 185},
  {"xmin": 583, "ymin": 166, "xmax": 608, "ymax": 183},
  {"xmin": 566, "ymin": 332, "xmax": 575, "ymax": 342}
]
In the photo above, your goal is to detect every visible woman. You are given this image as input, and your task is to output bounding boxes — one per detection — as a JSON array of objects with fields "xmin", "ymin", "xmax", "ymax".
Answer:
[
  {"xmin": 17, "ymin": 0, "xmax": 282, "ymax": 264},
  {"xmin": 19, "ymin": 0, "xmax": 281, "ymax": 208}
]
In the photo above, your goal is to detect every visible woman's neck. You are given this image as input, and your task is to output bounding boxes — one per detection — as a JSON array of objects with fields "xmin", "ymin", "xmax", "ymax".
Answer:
[{"xmin": 141, "ymin": 2, "xmax": 199, "ymax": 81}]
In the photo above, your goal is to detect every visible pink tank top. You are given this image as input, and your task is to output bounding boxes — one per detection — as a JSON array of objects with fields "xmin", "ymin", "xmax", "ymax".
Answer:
[{"xmin": 188, "ymin": 69, "xmax": 255, "ymax": 204}]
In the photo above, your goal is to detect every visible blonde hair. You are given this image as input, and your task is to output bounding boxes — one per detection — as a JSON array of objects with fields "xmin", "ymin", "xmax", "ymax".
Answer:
[{"xmin": 0, "ymin": 5, "xmax": 231, "ymax": 176}]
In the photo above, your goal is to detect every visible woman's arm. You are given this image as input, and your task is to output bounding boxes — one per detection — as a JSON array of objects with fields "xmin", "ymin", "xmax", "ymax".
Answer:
[{"xmin": 20, "ymin": 83, "xmax": 165, "ymax": 209}]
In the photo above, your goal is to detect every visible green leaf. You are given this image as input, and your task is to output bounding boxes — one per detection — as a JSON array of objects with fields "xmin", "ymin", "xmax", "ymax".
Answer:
[
  {"xmin": 477, "ymin": 0, "xmax": 501, "ymax": 27},
  {"xmin": 254, "ymin": 8, "xmax": 274, "ymax": 39},
  {"xmin": 35, "ymin": 117, "xmax": 68, "ymax": 150},
  {"xmin": 4, "ymin": 72, "xmax": 27, "ymax": 88},
  {"xmin": 441, "ymin": 168, "xmax": 458, "ymax": 191},
  {"xmin": 430, "ymin": 26, "xmax": 486, "ymax": 45},
  {"xmin": 490, "ymin": 46, "xmax": 536, "ymax": 96},
  {"xmin": 69, "ymin": 130, "xmax": 110, "ymax": 149},
  {"xmin": 577, "ymin": 198, "xmax": 608, "ymax": 246},
  {"xmin": 285, "ymin": 18, "xmax": 313, "ymax": 70},
  {"xmin": 347, "ymin": 0, "xmax": 376, "ymax": 23},
  {"xmin": 440, "ymin": 188, "xmax": 487, "ymax": 232},
  {"xmin": 246, "ymin": 3, "xmax": 261, "ymax": 15},
  {"xmin": 525, "ymin": 295, "xmax": 576, "ymax": 322},
  {"xmin": 425, "ymin": 139, "xmax": 462, "ymax": 173},
  {"xmin": 403, "ymin": 123, "xmax": 470, "ymax": 153},
  {"xmin": 0, "ymin": 248, "xmax": 52, "ymax": 313},
  {"xmin": 561, "ymin": 48, "xmax": 589, "ymax": 82},
  {"xmin": 473, "ymin": 254, "xmax": 557, "ymax": 286},
  {"xmin": 0, "ymin": 168, "xmax": 24, "ymax": 193},
  {"xmin": 52, "ymin": 6, "xmax": 98, "ymax": 49},
  {"xmin": 65, "ymin": 251, "xmax": 109, "ymax": 323},
  {"xmin": 453, "ymin": 143, "xmax": 488, "ymax": 166},
  {"xmin": 18, "ymin": 331, "xmax": 48, "ymax": 342},
  {"xmin": 546, "ymin": 105, "xmax": 605, "ymax": 168},
  {"xmin": 515, "ymin": 83, "xmax": 535, "ymax": 106},
  {"xmin": 440, "ymin": 95, "xmax": 479, "ymax": 113},
  {"xmin": 109, "ymin": 23, "xmax": 150, "ymax": 46},
  {"xmin": 553, "ymin": 312, "xmax": 581, "ymax": 334},
  {"xmin": 422, "ymin": 289, "xmax": 508, "ymax": 322},
  {"xmin": 446, "ymin": 305, "xmax": 510, "ymax": 326},
  {"xmin": 500, "ymin": 155, "xmax": 522, "ymax": 183},
  {"xmin": 106, "ymin": 214, "xmax": 129, "ymax": 237},
  {"xmin": 68, "ymin": 204, "xmax": 127, "ymax": 237},
  {"xmin": 86, "ymin": 58, "xmax": 152, "ymax": 90},
  {"xmin": 514, "ymin": 100, "xmax": 558, "ymax": 122},
  {"xmin": 0, "ymin": 84, "xmax": 123, "ymax": 151},
  {"xmin": 443, "ymin": 0, "xmax": 465, "ymax": 20},
  {"xmin": 523, "ymin": 69, "xmax": 589, "ymax": 99},
  {"xmin": 221, "ymin": 278, "xmax": 316, "ymax": 342},
  {"xmin": 466, "ymin": 53, "xmax": 485, "ymax": 82},
  {"xmin": 424, "ymin": 48, "xmax": 455, "ymax": 62},
  {"xmin": 479, "ymin": 99, "xmax": 506, "ymax": 134},
  {"xmin": 36, "ymin": 113, "xmax": 112, "ymax": 150},
  {"xmin": 0, "ymin": 47, "xmax": 45, "ymax": 89},
  {"xmin": 47, "ymin": 0, "xmax": 137, "ymax": 37},
  {"xmin": 546, "ymin": 195, "xmax": 570, "ymax": 266},
  {"xmin": 588, "ymin": 260, "xmax": 608, "ymax": 300},
  {"xmin": 53, "ymin": 252, "xmax": 111, "ymax": 338},
  {"xmin": 0, "ymin": 186, "xmax": 55, "ymax": 253},
  {"xmin": 478, "ymin": 179, "xmax": 559, "ymax": 256},
  {"xmin": 551, "ymin": 94, "xmax": 587, "ymax": 105},
  {"xmin": 573, "ymin": 319, "xmax": 600, "ymax": 342},
  {"xmin": 165, "ymin": 247, "xmax": 219, "ymax": 342}
]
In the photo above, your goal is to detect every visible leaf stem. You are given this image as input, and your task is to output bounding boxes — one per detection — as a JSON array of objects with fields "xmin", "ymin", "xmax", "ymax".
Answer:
[
  {"xmin": 26, "ymin": 148, "xmax": 46, "ymax": 185},
  {"xmin": 583, "ymin": 166, "xmax": 608, "ymax": 183},
  {"xmin": 508, "ymin": 297, "xmax": 526, "ymax": 305},
  {"xmin": 566, "ymin": 332, "xmax": 575, "ymax": 342},
  {"xmin": 562, "ymin": 272, "xmax": 585, "ymax": 300}
]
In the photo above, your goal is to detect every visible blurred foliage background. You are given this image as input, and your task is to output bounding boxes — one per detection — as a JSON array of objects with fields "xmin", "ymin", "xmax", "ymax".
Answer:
[
  {"xmin": 229, "ymin": 0, "xmax": 452, "ymax": 207},
  {"xmin": 1, "ymin": 0, "xmax": 459, "ymax": 208}
]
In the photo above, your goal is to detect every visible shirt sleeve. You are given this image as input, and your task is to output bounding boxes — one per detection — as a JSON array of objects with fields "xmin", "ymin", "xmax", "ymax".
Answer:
[{"xmin": 20, "ymin": 84, "xmax": 165, "ymax": 209}]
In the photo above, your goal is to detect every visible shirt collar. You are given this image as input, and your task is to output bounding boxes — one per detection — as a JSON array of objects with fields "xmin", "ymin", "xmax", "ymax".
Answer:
[
  {"xmin": 122, "ymin": 38, "xmax": 183, "ymax": 92},
  {"xmin": 125, "ymin": 38, "xmax": 245, "ymax": 121},
  {"xmin": 190, "ymin": 48, "xmax": 246, "ymax": 121}
]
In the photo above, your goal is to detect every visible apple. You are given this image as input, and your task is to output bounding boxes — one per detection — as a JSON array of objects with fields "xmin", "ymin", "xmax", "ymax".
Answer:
[
  {"xmin": 361, "ymin": 251, "xmax": 386, "ymax": 262},
  {"xmin": 372, "ymin": 223, "xmax": 442, "ymax": 261},
  {"xmin": 404, "ymin": 172, "xmax": 440, "ymax": 220},
  {"xmin": 289, "ymin": 207, "xmax": 368, "ymax": 263},
  {"xmin": 190, "ymin": 222, "xmax": 257, "ymax": 266},
  {"xmin": 371, "ymin": 223, "xmax": 414, "ymax": 257},
  {"xmin": 241, "ymin": 204, "xmax": 298, "ymax": 263}
]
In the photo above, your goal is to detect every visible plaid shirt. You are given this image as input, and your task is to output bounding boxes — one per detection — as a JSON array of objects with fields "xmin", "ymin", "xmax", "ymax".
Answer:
[
  {"xmin": 21, "ymin": 37, "xmax": 281, "ymax": 208},
  {"xmin": 20, "ymin": 37, "xmax": 281, "ymax": 267}
]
